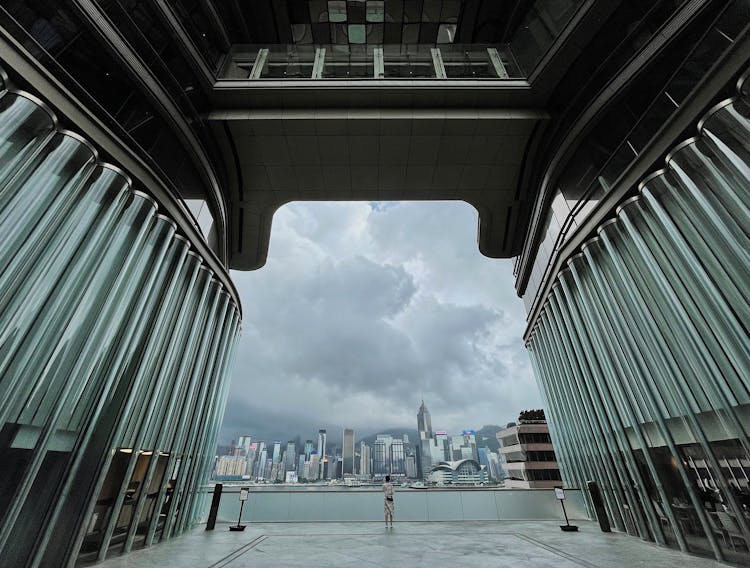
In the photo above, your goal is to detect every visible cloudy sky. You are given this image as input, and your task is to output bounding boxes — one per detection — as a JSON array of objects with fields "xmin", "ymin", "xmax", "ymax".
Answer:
[{"xmin": 220, "ymin": 201, "xmax": 542, "ymax": 446}]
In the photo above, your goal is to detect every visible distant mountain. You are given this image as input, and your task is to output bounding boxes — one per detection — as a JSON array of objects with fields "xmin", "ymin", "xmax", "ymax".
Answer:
[
  {"xmin": 357, "ymin": 428, "xmax": 419, "ymax": 447},
  {"xmin": 357, "ymin": 425, "xmax": 503, "ymax": 452},
  {"xmin": 475, "ymin": 425, "xmax": 503, "ymax": 452},
  {"xmin": 226, "ymin": 424, "xmax": 505, "ymax": 456}
]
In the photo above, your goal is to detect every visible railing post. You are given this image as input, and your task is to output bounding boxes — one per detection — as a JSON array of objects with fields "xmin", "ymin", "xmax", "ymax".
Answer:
[
  {"xmin": 312, "ymin": 47, "xmax": 326, "ymax": 79},
  {"xmin": 487, "ymin": 48, "xmax": 509, "ymax": 79},
  {"xmin": 430, "ymin": 48, "xmax": 447, "ymax": 79},
  {"xmin": 249, "ymin": 49, "xmax": 268, "ymax": 79},
  {"xmin": 374, "ymin": 47, "xmax": 384, "ymax": 78}
]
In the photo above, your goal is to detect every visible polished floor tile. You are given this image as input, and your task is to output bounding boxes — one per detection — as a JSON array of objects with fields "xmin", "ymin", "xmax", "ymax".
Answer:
[{"xmin": 96, "ymin": 521, "xmax": 732, "ymax": 567}]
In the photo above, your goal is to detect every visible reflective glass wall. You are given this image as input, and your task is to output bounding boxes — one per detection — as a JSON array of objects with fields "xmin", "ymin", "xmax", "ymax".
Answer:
[
  {"xmin": 518, "ymin": 0, "xmax": 750, "ymax": 315},
  {"xmin": 528, "ymin": 76, "xmax": 750, "ymax": 564},
  {"xmin": 0, "ymin": 64, "xmax": 240, "ymax": 565}
]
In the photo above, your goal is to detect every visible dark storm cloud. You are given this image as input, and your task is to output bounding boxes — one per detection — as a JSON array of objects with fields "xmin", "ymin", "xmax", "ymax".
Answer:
[{"xmin": 221, "ymin": 202, "xmax": 542, "ymax": 444}]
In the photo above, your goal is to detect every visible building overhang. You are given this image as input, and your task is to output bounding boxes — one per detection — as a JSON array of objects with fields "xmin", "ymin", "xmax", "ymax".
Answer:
[{"xmin": 209, "ymin": 104, "xmax": 546, "ymax": 270}]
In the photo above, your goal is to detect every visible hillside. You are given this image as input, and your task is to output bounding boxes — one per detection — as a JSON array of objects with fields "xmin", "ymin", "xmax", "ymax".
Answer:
[{"xmin": 475, "ymin": 425, "xmax": 503, "ymax": 452}]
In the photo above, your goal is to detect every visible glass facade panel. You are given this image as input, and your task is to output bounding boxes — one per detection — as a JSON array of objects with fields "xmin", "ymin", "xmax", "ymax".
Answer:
[
  {"xmin": 520, "ymin": 1, "xmax": 744, "ymax": 316},
  {"xmin": 0, "ymin": 69, "xmax": 240, "ymax": 565},
  {"xmin": 528, "ymin": 87, "xmax": 750, "ymax": 564}
]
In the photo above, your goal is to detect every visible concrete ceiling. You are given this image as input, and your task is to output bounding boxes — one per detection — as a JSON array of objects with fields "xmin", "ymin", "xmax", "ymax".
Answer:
[{"xmin": 210, "ymin": 107, "xmax": 545, "ymax": 270}]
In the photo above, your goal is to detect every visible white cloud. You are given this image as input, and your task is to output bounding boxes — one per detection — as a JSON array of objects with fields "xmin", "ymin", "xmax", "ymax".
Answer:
[{"xmin": 222, "ymin": 201, "xmax": 542, "ymax": 445}]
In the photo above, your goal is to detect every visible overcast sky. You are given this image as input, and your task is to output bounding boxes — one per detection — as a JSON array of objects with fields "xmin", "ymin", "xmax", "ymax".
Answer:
[{"xmin": 220, "ymin": 201, "xmax": 542, "ymax": 446}]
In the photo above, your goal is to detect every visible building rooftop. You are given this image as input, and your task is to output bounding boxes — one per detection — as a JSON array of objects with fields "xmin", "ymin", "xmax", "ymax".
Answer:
[{"xmin": 95, "ymin": 520, "xmax": 726, "ymax": 568}]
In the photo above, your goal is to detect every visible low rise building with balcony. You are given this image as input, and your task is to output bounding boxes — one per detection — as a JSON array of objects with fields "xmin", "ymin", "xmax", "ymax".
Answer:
[{"xmin": 497, "ymin": 411, "xmax": 561, "ymax": 489}]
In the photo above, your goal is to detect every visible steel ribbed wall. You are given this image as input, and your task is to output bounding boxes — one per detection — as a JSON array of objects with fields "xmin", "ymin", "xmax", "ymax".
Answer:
[
  {"xmin": 528, "ymin": 79, "xmax": 750, "ymax": 564},
  {"xmin": 0, "ymin": 70, "xmax": 240, "ymax": 565}
]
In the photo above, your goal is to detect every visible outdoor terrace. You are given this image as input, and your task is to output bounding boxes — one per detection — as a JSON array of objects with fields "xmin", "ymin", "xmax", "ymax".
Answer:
[{"xmin": 96, "ymin": 520, "xmax": 727, "ymax": 568}]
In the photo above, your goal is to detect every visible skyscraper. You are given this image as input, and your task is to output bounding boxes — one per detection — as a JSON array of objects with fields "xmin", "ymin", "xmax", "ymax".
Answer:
[
  {"xmin": 254, "ymin": 443, "xmax": 267, "ymax": 479},
  {"xmin": 284, "ymin": 441, "xmax": 297, "ymax": 472},
  {"xmin": 317, "ymin": 429, "xmax": 327, "ymax": 478},
  {"xmin": 272, "ymin": 440, "xmax": 282, "ymax": 463},
  {"xmin": 391, "ymin": 439, "xmax": 406, "ymax": 477},
  {"xmin": 373, "ymin": 438, "xmax": 387, "ymax": 478},
  {"xmin": 417, "ymin": 400, "xmax": 433, "ymax": 438},
  {"xmin": 342, "ymin": 428, "xmax": 355, "ymax": 476},
  {"xmin": 236, "ymin": 436, "xmax": 253, "ymax": 456},
  {"xmin": 373, "ymin": 435, "xmax": 393, "ymax": 479},
  {"xmin": 405, "ymin": 451, "xmax": 418, "ymax": 479},
  {"xmin": 359, "ymin": 442, "xmax": 371, "ymax": 477},
  {"xmin": 417, "ymin": 401, "xmax": 434, "ymax": 480},
  {"xmin": 304, "ymin": 440, "xmax": 313, "ymax": 461},
  {"xmin": 246, "ymin": 443, "xmax": 258, "ymax": 477},
  {"xmin": 309, "ymin": 452, "xmax": 320, "ymax": 481}
]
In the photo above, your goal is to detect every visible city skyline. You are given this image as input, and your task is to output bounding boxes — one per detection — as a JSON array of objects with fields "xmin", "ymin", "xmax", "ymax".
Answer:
[
  {"xmin": 214, "ymin": 400, "xmax": 506, "ymax": 484},
  {"xmin": 218, "ymin": 421, "xmax": 506, "ymax": 461},
  {"xmin": 219, "ymin": 416, "xmax": 512, "ymax": 452}
]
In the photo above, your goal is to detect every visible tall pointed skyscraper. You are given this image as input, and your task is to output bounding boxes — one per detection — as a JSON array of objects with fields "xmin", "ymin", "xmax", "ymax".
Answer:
[
  {"xmin": 417, "ymin": 400, "xmax": 433, "ymax": 439},
  {"xmin": 417, "ymin": 400, "xmax": 434, "ymax": 480}
]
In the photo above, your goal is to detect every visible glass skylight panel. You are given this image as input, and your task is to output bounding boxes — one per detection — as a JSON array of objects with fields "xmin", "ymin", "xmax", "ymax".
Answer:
[
  {"xmin": 367, "ymin": 1, "xmax": 385, "ymax": 22},
  {"xmin": 348, "ymin": 24, "xmax": 366, "ymax": 43},
  {"xmin": 281, "ymin": 1, "xmax": 506, "ymax": 46},
  {"xmin": 328, "ymin": 1, "xmax": 347, "ymax": 22}
]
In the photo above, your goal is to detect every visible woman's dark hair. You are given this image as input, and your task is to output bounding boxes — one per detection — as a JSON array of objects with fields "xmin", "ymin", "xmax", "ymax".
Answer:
[{"xmin": 385, "ymin": 475, "xmax": 391, "ymax": 482}]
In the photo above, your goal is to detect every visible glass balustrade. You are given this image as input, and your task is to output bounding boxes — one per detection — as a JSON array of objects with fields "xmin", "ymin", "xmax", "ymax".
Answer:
[{"xmin": 220, "ymin": 43, "xmax": 522, "ymax": 80}]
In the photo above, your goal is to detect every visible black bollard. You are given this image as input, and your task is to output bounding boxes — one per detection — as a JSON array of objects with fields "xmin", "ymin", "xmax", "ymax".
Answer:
[
  {"xmin": 206, "ymin": 484, "xmax": 222, "ymax": 531},
  {"xmin": 587, "ymin": 480, "xmax": 611, "ymax": 532}
]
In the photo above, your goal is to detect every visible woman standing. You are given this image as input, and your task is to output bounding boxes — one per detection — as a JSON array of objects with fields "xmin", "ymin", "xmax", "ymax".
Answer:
[{"xmin": 383, "ymin": 475, "xmax": 395, "ymax": 529}]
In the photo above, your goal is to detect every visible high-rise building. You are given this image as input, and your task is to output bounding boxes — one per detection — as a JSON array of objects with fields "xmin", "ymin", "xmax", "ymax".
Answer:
[
  {"xmin": 253, "ymin": 443, "xmax": 267, "ymax": 479},
  {"xmin": 462, "ymin": 431, "xmax": 478, "ymax": 462},
  {"xmin": 417, "ymin": 400, "xmax": 433, "ymax": 439},
  {"xmin": 246, "ymin": 442, "xmax": 258, "ymax": 477},
  {"xmin": 405, "ymin": 453, "xmax": 418, "ymax": 479},
  {"xmin": 434, "ymin": 432, "xmax": 450, "ymax": 460},
  {"xmin": 0, "ymin": 2, "xmax": 748, "ymax": 565},
  {"xmin": 317, "ymin": 429, "xmax": 327, "ymax": 478},
  {"xmin": 390, "ymin": 439, "xmax": 406, "ymax": 477},
  {"xmin": 359, "ymin": 442, "xmax": 371, "ymax": 477},
  {"xmin": 342, "ymin": 428, "xmax": 355, "ymax": 476},
  {"xmin": 215, "ymin": 455, "xmax": 246, "ymax": 477},
  {"xmin": 489, "ymin": 452, "xmax": 504, "ymax": 482},
  {"xmin": 297, "ymin": 454, "xmax": 306, "ymax": 478},
  {"xmin": 309, "ymin": 452, "xmax": 320, "ymax": 481},
  {"xmin": 321, "ymin": 456, "xmax": 332, "ymax": 480},
  {"xmin": 304, "ymin": 440, "xmax": 313, "ymax": 461},
  {"xmin": 417, "ymin": 400, "xmax": 434, "ymax": 480},
  {"xmin": 373, "ymin": 436, "xmax": 390, "ymax": 478},
  {"xmin": 449, "ymin": 435, "xmax": 465, "ymax": 461},
  {"xmin": 284, "ymin": 441, "xmax": 297, "ymax": 472},
  {"xmin": 478, "ymin": 447, "xmax": 502, "ymax": 482},
  {"xmin": 448, "ymin": 431, "xmax": 478, "ymax": 462},
  {"xmin": 272, "ymin": 440, "xmax": 282, "ymax": 463},
  {"xmin": 237, "ymin": 436, "xmax": 253, "ymax": 456}
]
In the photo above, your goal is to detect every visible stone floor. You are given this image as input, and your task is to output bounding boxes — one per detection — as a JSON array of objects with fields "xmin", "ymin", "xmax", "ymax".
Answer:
[{"xmin": 97, "ymin": 521, "xmax": 732, "ymax": 567}]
